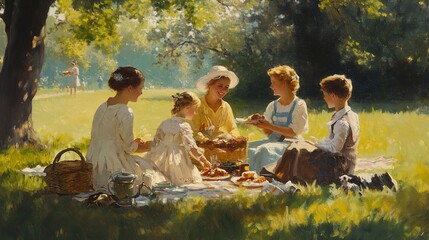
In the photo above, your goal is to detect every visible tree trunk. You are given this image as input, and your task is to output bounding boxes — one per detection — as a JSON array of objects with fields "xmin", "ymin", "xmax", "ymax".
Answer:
[{"xmin": 0, "ymin": 0, "xmax": 55, "ymax": 149}]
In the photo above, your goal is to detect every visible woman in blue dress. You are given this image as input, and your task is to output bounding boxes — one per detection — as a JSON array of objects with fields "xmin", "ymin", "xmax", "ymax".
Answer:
[{"xmin": 247, "ymin": 65, "xmax": 309, "ymax": 173}]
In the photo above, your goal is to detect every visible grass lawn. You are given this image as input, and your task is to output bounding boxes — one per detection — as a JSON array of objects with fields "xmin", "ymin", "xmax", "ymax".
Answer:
[{"xmin": 0, "ymin": 89, "xmax": 428, "ymax": 239}]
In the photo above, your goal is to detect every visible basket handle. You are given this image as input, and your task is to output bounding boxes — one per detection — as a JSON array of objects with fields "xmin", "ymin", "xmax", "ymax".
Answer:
[{"xmin": 52, "ymin": 148, "xmax": 86, "ymax": 169}]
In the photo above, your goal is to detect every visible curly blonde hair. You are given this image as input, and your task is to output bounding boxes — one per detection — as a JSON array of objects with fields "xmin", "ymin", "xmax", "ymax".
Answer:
[
  {"xmin": 171, "ymin": 92, "xmax": 201, "ymax": 115},
  {"xmin": 267, "ymin": 65, "xmax": 300, "ymax": 94}
]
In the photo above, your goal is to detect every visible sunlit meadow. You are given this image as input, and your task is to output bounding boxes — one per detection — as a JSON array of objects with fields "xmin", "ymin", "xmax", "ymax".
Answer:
[{"xmin": 0, "ymin": 89, "xmax": 428, "ymax": 239}]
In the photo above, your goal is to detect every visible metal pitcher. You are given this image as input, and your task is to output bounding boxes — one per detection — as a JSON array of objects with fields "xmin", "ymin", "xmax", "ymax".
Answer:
[{"xmin": 108, "ymin": 172, "xmax": 144, "ymax": 206}]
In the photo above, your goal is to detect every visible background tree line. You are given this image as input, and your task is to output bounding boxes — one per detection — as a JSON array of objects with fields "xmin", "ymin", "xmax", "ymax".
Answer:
[{"xmin": 8, "ymin": 0, "xmax": 427, "ymax": 100}]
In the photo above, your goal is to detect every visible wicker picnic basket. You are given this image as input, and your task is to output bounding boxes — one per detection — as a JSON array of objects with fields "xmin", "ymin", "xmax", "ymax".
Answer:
[{"xmin": 44, "ymin": 148, "xmax": 93, "ymax": 195}]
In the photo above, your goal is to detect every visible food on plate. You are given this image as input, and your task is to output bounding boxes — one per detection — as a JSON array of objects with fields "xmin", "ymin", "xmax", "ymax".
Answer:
[
  {"xmin": 235, "ymin": 171, "xmax": 266, "ymax": 183},
  {"xmin": 242, "ymin": 171, "xmax": 256, "ymax": 179},
  {"xmin": 201, "ymin": 167, "xmax": 229, "ymax": 177},
  {"xmin": 252, "ymin": 176, "xmax": 267, "ymax": 183},
  {"xmin": 248, "ymin": 113, "xmax": 264, "ymax": 121}
]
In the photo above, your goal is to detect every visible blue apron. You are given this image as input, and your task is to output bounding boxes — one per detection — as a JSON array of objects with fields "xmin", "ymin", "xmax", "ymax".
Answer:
[
  {"xmin": 248, "ymin": 98, "xmax": 299, "ymax": 173},
  {"xmin": 268, "ymin": 98, "xmax": 298, "ymax": 141}
]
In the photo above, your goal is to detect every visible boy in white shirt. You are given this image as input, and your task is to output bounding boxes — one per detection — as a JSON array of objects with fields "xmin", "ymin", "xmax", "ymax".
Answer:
[{"xmin": 315, "ymin": 74, "xmax": 360, "ymax": 174}]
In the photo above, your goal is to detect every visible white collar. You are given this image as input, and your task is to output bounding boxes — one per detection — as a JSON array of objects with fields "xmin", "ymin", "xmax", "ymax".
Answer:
[
  {"xmin": 327, "ymin": 105, "xmax": 351, "ymax": 126},
  {"xmin": 276, "ymin": 96, "xmax": 298, "ymax": 107}
]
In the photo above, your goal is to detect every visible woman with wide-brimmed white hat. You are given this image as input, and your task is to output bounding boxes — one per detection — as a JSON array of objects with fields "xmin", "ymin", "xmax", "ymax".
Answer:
[{"xmin": 191, "ymin": 65, "xmax": 241, "ymax": 141}]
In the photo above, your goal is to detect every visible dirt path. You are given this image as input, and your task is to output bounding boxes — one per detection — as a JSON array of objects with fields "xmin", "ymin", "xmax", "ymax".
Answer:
[{"xmin": 34, "ymin": 90, "xmax": 95, "ymax": 100}]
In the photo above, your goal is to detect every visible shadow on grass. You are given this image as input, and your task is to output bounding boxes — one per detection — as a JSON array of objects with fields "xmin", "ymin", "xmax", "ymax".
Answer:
[
  {"xmin": 270, "ymin": 218, "xmax": 408, "ymax": 240},
  {"xmin": 1, "ymin": 171, "xmax": 428, "ymax": 239}
]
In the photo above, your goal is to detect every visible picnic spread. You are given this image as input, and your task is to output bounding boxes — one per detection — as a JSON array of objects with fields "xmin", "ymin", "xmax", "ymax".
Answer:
[
  {"xmin": 71, "ymin": 168, "xmax": 304, "ymax": 207},
  {"xmin": 73, "ymin": 179, "xmax": 265, "ymax": 207},
  {"xmin": 20, "ymin": 142, "xmax": 398, "ymax": 208},
  {"xmin": 20, "ymin": 159, "xmax": 298, "ymax": 207}
]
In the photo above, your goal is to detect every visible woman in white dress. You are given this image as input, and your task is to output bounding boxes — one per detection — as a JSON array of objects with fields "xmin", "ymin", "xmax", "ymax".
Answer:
[
  {"xmin": 247, "ymin": 65, "xmax": 309, "ymax": 173},
  {"xmin": 62, "ymin": 60, "xmax": 80, "ymax": 95},
  {"xmin": 144, "ymin": 92, "xmax": 212, "ymax": 185},
  {"xmin": 86, "ymin": 66, "xmax": 167, "ymax": 192}
]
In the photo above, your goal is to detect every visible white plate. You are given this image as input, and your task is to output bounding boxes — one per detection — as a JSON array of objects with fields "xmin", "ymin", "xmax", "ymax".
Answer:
[
  {"xmin": 202, "ymin": 174, "xmax": 231, "ymax": 181},
  {"xmin": 231, "ymin": 176, "xmax": 269, "ymax": 188}
]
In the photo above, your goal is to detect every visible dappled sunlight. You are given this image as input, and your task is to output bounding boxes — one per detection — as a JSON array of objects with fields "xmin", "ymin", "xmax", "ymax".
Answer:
[{"xmin": 0, "ymin": 89, "xmax": 424, "ymax": 238}]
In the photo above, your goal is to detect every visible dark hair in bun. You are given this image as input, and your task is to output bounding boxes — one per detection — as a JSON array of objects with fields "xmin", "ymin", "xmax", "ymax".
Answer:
[{"xmin": 108, "ymin": 66, "xmax": 145, "ymax": 91}]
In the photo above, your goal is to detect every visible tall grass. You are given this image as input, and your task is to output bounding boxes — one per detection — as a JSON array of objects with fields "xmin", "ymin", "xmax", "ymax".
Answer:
[{"xmin": 0, "ymin": 89, "xmax": 428, "ymax": 239}]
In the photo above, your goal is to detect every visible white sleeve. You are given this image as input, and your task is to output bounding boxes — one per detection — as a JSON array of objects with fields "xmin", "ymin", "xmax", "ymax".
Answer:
[
  {"xmin": 90, "ymin": 105, "xmax": 104, "ymax": 139},
  {"xmin": 289, "ymin": 99, "xmax": 309, "ymax": 135},
  {"xmin": 152, "ymin": 127, "xmax": 164, "ymax": 149},
  {"xmin": 180, "ymin": 122, "xmax": 203, "ymax": 154},
  {"xmin": 315, "ymin": 119, "xmax": 349, "ymax": 153},
  {"xmin": 117, "ymin": 107, "xmax": 138, "ymax": 154},
  {"xmin": 263, "ymin": 101, "xmax": 275, "ymax": 124}
]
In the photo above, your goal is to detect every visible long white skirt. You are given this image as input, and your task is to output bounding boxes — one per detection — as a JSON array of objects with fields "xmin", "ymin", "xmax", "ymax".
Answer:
[{"xmin": 247, "ymin": 139, "xmax": 290, "ymax": 173}]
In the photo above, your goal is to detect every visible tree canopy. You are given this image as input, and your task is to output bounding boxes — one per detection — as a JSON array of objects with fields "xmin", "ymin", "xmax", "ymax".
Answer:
[
  {"xmin": 40, "ymin": 0, "xmax": 428, "ymax": 100},
  {"xmin": 0, "ymin": 0, "xmax": 427, "ymax": 148}
]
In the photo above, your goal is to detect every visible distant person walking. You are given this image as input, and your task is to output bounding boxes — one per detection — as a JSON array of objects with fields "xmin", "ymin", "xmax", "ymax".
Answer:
[
  {"xmin": 61, "ymin": 60, "xmax": 80, "ymax": 95},
  {"xmin": 97, "ymin": 74, "xmax": 104, "ymax": 89},
  {"xmin": 81, "ymin": 78, "xmax": 87, "ymax": 91}
]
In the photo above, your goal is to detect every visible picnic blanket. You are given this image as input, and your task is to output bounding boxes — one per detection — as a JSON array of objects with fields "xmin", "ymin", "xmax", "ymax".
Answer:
[
  {"xmin": 20, "ymin": 155, "xmax": 396, "ymax": 206},
  {"xmin": 355, "ymin": 156, "xmax": 395, "ymax": 173},
  {"xmin": 72, "ymin": 180, "xmax": 264, "ymax": 207}
]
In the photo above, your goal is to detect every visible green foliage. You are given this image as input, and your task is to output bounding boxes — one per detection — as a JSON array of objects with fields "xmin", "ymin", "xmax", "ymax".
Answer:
[
  {"xmin": 340, "ymin": 38, "xmax": 376, "ymax": 66},
  {"xmin": 55, "ymin": 0, "xmax": 121, "ymax": 57},
  {"xmin": 319, "ymin": 0, "xmax": 389, "ymax": 18},
  {"xmin": 2, "ymin": 0, "xmax": 428, "ymax": 98}
]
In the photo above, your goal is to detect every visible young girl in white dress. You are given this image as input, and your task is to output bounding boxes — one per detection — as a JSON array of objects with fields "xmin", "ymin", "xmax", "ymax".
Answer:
[
  {"xmin": 144, "ymin": 92, "xmax": 212, "ymax": 185},
  {"xmin": 86, "ymin": 66, "xmax": 167, "ymax": 192}
]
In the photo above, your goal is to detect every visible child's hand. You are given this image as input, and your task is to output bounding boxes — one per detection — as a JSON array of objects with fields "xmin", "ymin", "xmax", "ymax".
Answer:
[
  {"xmin": 203, "ymin": 159, "xmax": 212, "ymax": 169},
  {"xmin": 253, "ymin": 118, "xmax": 270, "ymax": 129},
  {"xmin": 141, "ymin": 141, "xmax": 152, "ymax": 151},
  {"xmin": 136, "ymin": 140, "xmax": 152, "ymax": 152}
]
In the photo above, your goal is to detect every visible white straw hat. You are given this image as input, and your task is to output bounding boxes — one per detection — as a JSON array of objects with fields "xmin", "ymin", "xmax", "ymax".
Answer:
[{"xmin": 196, "ymin": 66, "xmax": 239, "ymax": 92}]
